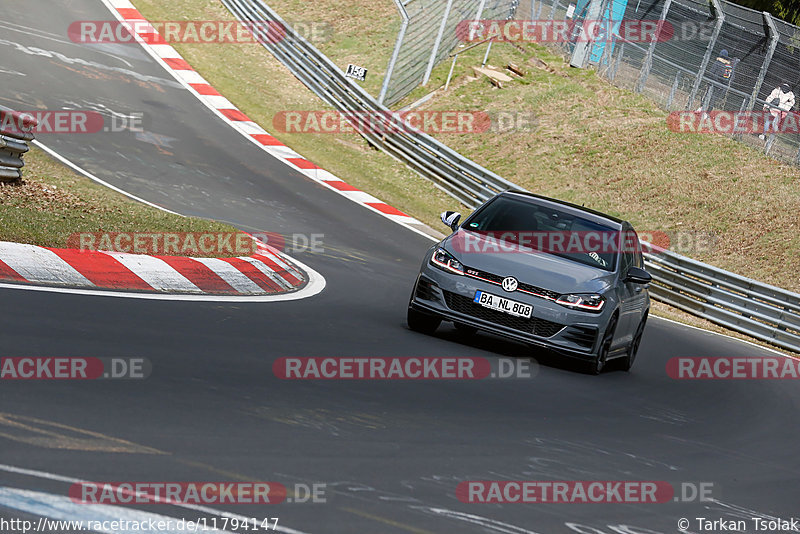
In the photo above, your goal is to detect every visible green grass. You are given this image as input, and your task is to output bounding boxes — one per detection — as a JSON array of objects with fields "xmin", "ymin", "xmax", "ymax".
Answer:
[
  {"xmin": 0, "ymin": 147, "xmax": 242, "ymax": 256},
  {"xmin": 134, "ymin": 0, "xmax": 800, "ymax": 295}
]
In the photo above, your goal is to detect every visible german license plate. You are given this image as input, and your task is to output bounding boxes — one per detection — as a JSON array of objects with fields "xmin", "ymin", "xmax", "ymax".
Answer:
[{"xmin": 473, "ymin": 291, "xmax": 533, "ymax": 318}]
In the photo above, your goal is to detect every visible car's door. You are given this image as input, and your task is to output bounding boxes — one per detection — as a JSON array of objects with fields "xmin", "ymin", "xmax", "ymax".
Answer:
[
  {"xmin": 616, "ymin": 227, "xmax": 646, "ymax": 345},
  {"xmin": 632, "ymin": 236, "xmax": 649, "ymax": 322}
]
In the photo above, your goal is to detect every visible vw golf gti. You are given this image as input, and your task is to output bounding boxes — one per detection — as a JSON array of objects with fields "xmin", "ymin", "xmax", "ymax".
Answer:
[{"xmin": 407, "ymin": 191, "xmax": 652, "ymax": 373}]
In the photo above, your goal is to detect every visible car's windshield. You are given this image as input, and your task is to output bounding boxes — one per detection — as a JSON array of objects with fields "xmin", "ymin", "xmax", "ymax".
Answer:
[{"xmin": 462, "ymin": 196, "xmax": 620, "ymax": 271}]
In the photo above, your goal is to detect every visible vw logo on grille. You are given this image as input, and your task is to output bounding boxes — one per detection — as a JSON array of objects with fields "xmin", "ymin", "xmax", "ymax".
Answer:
[{"xmin": 501, "ymin": 276, "xmax": 519, "ymax": 292}]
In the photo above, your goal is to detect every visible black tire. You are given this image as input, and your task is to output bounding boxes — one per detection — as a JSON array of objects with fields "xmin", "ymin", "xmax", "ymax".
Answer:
[
  {"xmin": 407, "ymin": 307, "xmax": 441, "ymax": 335},
  {"xmin": 623, "ymin": 315, "xmax": 647, "ymax": 372},
  {"xmin": 454, "ymin": 323, "xmax": 477, "ymax": 336},
  {"xmin": 589, "ymin": 316, "xmax": 617, "ymax": 375}
]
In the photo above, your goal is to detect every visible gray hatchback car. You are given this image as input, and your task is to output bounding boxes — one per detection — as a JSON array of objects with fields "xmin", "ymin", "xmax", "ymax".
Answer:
[{"xmin": 408, "ymin": 191, "xmax": 651, "ymax": 373}]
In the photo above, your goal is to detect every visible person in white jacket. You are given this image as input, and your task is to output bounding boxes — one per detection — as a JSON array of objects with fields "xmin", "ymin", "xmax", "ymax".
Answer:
[{"xmin": 760, "ymin": 83, "xmax": 795, "ymax": 140}]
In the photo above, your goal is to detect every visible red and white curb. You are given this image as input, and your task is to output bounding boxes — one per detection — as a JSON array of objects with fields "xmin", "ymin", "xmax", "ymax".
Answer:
[
  {"xmin": 14, "ymin": 142, "xmax": 326, "ymax": 302},
  {"xmin": 100, "ymin": 0, "xmax": 437, "ymax": 241},
  {"xmin": 0, "ymin": 239, "xmax": 314, "ymax": 299}
]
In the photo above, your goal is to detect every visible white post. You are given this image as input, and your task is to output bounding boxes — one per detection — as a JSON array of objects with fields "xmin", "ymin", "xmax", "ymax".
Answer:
[
  {"xmin": 379, "ymin": 0, "xmax": 410, "ymax": 105},
  {"xmin": 422, "ymin": 0, "xmax": 455, "ymax": 86}
]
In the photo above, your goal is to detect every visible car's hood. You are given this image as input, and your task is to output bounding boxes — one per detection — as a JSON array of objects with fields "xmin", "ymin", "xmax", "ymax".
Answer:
[{"xmin": 444, "ymin": 229, "xmax": 616, "ymax": 294}]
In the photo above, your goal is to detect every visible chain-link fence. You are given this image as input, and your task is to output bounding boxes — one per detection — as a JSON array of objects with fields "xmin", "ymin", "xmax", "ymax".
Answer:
[
  {"xmin": 379, "ymin": 0, "xmax": 520, "ymax": 107},
  {"xmin": 525, "ymin": 0, "xmax": 800, "ymax": 163}
]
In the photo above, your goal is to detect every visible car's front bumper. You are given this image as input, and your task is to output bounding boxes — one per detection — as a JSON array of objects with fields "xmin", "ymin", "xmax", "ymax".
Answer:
[{"xmin": 410, "ymin": 263, "xmax": 614, "ymax": 361}]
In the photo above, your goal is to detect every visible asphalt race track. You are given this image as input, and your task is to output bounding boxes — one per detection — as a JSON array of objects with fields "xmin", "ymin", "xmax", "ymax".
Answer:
[{"xmin": 0, "ymin": 1, "xmax": 798, "ymax": 533}]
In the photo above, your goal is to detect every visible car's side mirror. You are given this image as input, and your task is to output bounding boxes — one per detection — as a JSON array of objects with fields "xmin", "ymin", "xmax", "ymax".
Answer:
[
  {"xmin": 440, "ymin": 211, "xmax": 462, "ymax": 232},
  {"xmin": 625, "ymin": 266, "xmax": 652, "ymax": 284}
]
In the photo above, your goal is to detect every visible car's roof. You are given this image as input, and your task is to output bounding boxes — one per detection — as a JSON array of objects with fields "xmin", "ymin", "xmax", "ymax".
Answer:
[{"xmin": 499, "ymin": 191, "xmax": 626, "ymax": 229}]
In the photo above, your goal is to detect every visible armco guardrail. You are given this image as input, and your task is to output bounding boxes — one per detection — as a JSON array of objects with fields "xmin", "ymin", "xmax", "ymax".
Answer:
[
  {"xmin": 0, "ymin": 106, "xmax": 35, "ymax": 182},
  {"xmin": 643, "ymin": 244, "xmax": 800, "ymax": 352},
  {"xmin": 222, "ymin": 0, "xmax": 522, "ymax": 210},
  {"xmin": 221, "ymin": 0, "xmax": 800, "ymax": 353}
]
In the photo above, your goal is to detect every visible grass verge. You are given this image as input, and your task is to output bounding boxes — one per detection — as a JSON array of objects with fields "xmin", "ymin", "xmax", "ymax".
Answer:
[{"xmin": 0, "ymin": 147, "xmax": 242, "ymax": 257}]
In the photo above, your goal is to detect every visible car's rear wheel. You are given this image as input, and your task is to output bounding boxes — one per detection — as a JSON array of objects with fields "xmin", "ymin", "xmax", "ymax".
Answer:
[
  {"xmin": 407, "ymin": 307, "xmax": 441, "ymax": 335},
  {"xmin": 589, "ymin": 316, "xmax": 617, "ymax": 375},
  {"xmin": 623, "ymin": 315, "xmax": 647, "ymax": 372}
]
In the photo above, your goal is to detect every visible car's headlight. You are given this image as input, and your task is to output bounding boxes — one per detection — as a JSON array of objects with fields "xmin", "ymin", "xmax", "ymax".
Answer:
[
  {"xmin": 556, "ymin": 293, "xmax": 605, "ymax": 312},
  {"xmin": 430, "ymin": 248, "xmax": 464, "ymax": 275}
]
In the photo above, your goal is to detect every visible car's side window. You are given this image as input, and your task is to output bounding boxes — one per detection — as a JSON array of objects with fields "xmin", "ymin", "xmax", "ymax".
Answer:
[
  {"xmin": 621, "ymin": 249, "xmax": 632, "ymax": 275},
  {"xmin": 627, "ymin": 229, "xmax": 644, "ymax": 269},
  {"xmin": 621, "ymin": 229, "xmax": 638, "ymax": 274}
]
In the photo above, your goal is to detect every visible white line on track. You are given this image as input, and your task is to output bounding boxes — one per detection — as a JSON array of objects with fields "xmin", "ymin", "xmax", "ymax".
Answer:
[
  {"xmin": 0, "ymin": 464, "xmax": 314, "ymax": 534},
  {"xmin": 651, "ymin": 315, "xmax": 800, "ymax": 360},
  {"xmin": 33, "ymin": 140, "xmax": 181, "ymax": 215},
  {"xmin": 0, "ymin": 487, "xmax": 227, "ymax": 533}
]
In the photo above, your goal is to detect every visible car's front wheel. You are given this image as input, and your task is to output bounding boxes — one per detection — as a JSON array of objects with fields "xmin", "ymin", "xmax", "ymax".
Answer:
[
  {"xmin": 623, "ymin": 314, "xmax": 647, "ymax": 372},
  {"xmin": 589, "ymin": 316, "xmax": 617, "ymax": 375},
  {"xmin": 407, "ymin": 307, "xmax": 441, "ymax": 335}
]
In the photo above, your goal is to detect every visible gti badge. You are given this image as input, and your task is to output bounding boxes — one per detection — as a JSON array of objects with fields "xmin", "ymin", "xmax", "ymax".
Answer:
[{"xmin": 501, "ymin": 276, "xmax": 518, "ymax": 292}]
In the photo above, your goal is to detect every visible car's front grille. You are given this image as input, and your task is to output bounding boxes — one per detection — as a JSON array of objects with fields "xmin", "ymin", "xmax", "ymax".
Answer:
[
  {"xmin": 518, "ymin": 282, "xmax": 561, "ymax": 301},
  {"xmin": 560, "ymin": 325, "xmax": 598, "ymax": 349},
  {"xmin": 443, "ymin": 291, "xmax": 564, "ymax": 338},
  {"xmin": 463, "ymin": 267, "xmax": 560, "ymax": 300}
]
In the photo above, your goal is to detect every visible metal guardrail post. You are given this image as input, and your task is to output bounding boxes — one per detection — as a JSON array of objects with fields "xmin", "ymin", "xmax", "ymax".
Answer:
[
  {"xmin": 444, "ymin": 54, "xmax": 459, "ymax": 91},
  {"xmin": 687, "ymin": 0, "xmax": 723, "ymax": 110},
  {"xmin": 746, "ymin": 12, "xmax": 779, "ymax": 114},
  {"xmin": 482, "ymin": 40, "xmax": 494, "ymax": 67},
  {"xmin": 444, "ymin": 38, "xmax": 492, "ymax": 90},
  {"xmin": 702, "ymin": 85, "xmax": 713, "ymax": 109},
  {"xmin": 609, "ymin": 41, "xmax": 624, "ymax": 81},
  {"xmin": 379, "ymin": 0, "xmax": 410, "ymax": 106},
  {"xmin": 548, "ymin": 0, "xmax": 559, "ymax": 22},
  {"xmin": 667, "ymin": 70, "xmax": 681, "ymax": 108},
  {"xmin": 475, "ymin": 0, "xmax": 488, "ymax": 20},
  {"xmin": 422, "ymin": 0, "xmax": 455, "ymax": 86},
  {"xmin": 635, "ymin": 0, "xmax": 672, "ymax": 93}
]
